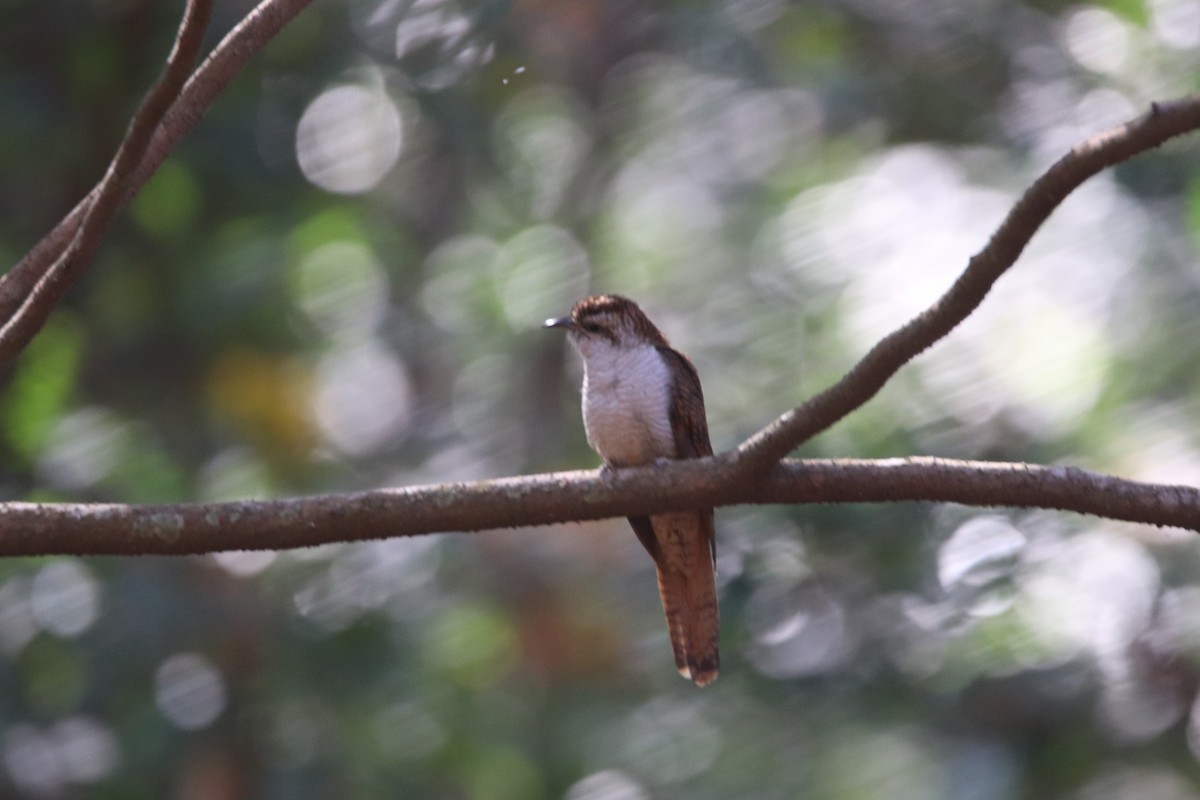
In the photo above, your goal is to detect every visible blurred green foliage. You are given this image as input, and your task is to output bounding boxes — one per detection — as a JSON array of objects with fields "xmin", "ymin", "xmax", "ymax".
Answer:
[{"xmin": 1, "ymin": 0, "xmax": 1200, "ymax": 797}]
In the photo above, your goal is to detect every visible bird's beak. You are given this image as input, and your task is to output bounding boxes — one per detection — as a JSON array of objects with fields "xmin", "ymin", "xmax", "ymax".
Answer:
[{"xmin": 543, "ymin": 316, "xmax": 573, "ymax": 330}]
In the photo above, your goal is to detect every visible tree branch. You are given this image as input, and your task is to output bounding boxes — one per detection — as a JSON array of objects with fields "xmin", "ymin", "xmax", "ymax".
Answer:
[
  {"xmin": 2, "ymin": 8, "xmax": 1197, "ymax": 558},
  {"xmin": 0, "ymin": 0, "xmax": 316, "ymax": 358},
  {"xmin": 731, "ymin": 96, "xmax": 1200, "ymax": 476},
  {"xmin": 0, "ymin": 0, "xmax": 213, "ymax": 363},
  {"xmin": 1, "ymin": 457, "xmax": 1195, "ymax": 557}
]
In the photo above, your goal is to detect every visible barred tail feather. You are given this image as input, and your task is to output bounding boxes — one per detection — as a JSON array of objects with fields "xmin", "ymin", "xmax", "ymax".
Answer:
[
  {"xmin": 651, "ymin": 511, "xmax": 719, "ymax": 686},
  {"xmin": 657, "ymin": 567, "xmax": 691, "ymax": 676}
]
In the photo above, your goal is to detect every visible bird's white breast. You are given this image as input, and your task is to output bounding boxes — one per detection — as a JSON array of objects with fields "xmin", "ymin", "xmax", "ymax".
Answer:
[{"xmin": 579, "ymin": 342, "xmax": 676, "ymax": 467}]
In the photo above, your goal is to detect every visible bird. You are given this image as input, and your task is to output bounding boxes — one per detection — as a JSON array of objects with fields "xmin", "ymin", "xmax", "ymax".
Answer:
[{"xmin": 545, "ymin": 294, "xmax": 719, "ymax": 686}]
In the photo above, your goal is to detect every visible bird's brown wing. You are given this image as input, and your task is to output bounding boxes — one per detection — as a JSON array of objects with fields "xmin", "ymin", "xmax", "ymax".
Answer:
[
  {"xmin": 656, "ymin": 346, "xmax": 716, "ymax": 564},
  {"xmin": 656, "ymin": 346, "xmax": 714, "ymax": 460},
  {"xmin": 654, "ymin": 346, "xmax": 719, "ymax": 685},
  {"xmin": 628, "ymin": 515, "xmax": 662, "ymax": 566}
]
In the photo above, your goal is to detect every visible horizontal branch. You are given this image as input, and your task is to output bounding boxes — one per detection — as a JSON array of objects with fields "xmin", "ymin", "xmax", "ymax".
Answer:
[
  {"xmin": 732, "ymin": 95, "xmax": 1200, "ymax": 475},
  {"xmin": 1, "ymin": 457, "xmax": 1196, "ymax": 557}
]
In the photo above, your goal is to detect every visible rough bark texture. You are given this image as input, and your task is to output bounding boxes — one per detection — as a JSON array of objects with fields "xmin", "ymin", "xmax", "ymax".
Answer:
[{"xmin": 1, "ymin": 458, "xmax": 1196, "ymax": 556}]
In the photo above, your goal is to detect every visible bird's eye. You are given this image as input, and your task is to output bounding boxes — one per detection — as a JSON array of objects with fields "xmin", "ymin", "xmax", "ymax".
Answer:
[{"xmin": 582, "ymin": 322, "xmax": 603, "ymax": 334}]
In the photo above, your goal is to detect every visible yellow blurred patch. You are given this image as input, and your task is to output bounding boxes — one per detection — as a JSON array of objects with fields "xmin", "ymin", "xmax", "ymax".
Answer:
[{"xmin": 207, "ymin": 349, "xmax": 315, "ymax": 458}]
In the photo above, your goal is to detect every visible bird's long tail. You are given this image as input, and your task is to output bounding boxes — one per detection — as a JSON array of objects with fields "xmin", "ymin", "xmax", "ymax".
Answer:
[{"xmin": 652, "ymin": 511, "xmax": 719, "ymax": 686}]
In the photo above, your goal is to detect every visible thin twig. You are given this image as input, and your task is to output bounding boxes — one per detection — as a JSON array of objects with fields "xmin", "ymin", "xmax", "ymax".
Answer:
[
  {"xmin": 731, "ymin": 96, "xmax": 1200, "ymax": 476},
  {"xmin": 0, "ymin": 0, "xmax": 316, "ymax": 351},
  {"xmin": 0, "ymin": 0, "xmax": 214, "ymax": 364},
  {"xmin": 0, "ymin": 457, "xmax": 1196, "ymax": 556}
]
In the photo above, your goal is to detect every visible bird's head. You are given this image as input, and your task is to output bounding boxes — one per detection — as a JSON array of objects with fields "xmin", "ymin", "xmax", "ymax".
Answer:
[{"xmin": 544, "ymin": 294, "xmax": 669, "ymax": 357}]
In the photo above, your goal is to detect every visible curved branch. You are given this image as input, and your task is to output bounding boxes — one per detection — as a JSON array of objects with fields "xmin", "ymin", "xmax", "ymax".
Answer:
[
  {"xmin": 1, "ymin": 457, "xmax": 1196, "ymax": 557},
  {"xmin": 731, "ymin": 96, "xmax": 1200, "ymax": 476},
  {"xmin": 0, "ymin": 0, "xmax": 316, "ymax": 351},
  {"xmin": 0, "ymin": 0, "xmax": 213, "ymax": 362}
]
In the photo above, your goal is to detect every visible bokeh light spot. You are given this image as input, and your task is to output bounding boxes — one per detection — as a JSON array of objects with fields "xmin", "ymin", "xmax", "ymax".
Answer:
[
  {"xmin": 1062, "ymin": 7, "xmax": 1130, "ymax": 74},
  {"xmin": 314, "ymin": 339, "xmax": 413, "ymax": 455},
  {"xmin": 296, "ymin": 85, "xmax": 402, "ymax": 194},
  {"xmin": 54, "ymin": 717, "xmax": 119, "ymax": 782},
  {"xmin": 747, "ymin": 581, "xmax": 854, "ymax": 679},
  {"xmin": 210, "ymin": 550, "xmax": 277, "ymax": 577},
  {"xmin": 938, "ymin": 517, "xmax": 1025, "ymax": 617},
  {"xmin": 290, "ymin": 240, "xmax": 389, "ymax": 337},
  {"xmin": 980, "ymin": 299, "xmax": 1109, "ymax": 435},
  {"xmin": 451, "ymin": 355, "xmax": 527, "ymax": 470},
  {"xmin": 1018, "ymin": 532, "xmax": 1159, "ymax": 662},
  {"xmin": 374, "ymin": 702, "xmax": 448, "ymax": 761},
  {"xmin": 420, "ymin": 235, "xmax": 500, "ymax": 335},
  {"xmin": 2, "ymin": 717, "xmax": 118, "ymax": 792},
  {"xmin": 154, "ymin": 652, "xmax": 227, "ymax": 731},
  {"xmin": 37, "ymin": 407, "xmax": 129, "ymax": 490},
  {"xmin": 0, "ymin": 577, "xmax": 37, "ymax": 657},
  {"xmin": 1151, "ymin": 0, "xmax": 1200, "ymax": 49},
  {"xmin": 621, "ymin": 700, "xmax": 721, "ymax": 784},
  {"xmin": 565, "ymin": 770, "xmax": 650, "ymax": 800},
  {"xmin": 495, "ymin": 225, "xmax": 589, "ymax": 327},
  {"xmin": 4, "ymin": 724, "xmax": 63, "ymax": 795},
  {"xmin": 30, "ymin": 560, "xmax": 100, "ymax": 638},
  {"xmin": 198, "ymin": 448, "xmax": 275, "ymax": 502}
]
